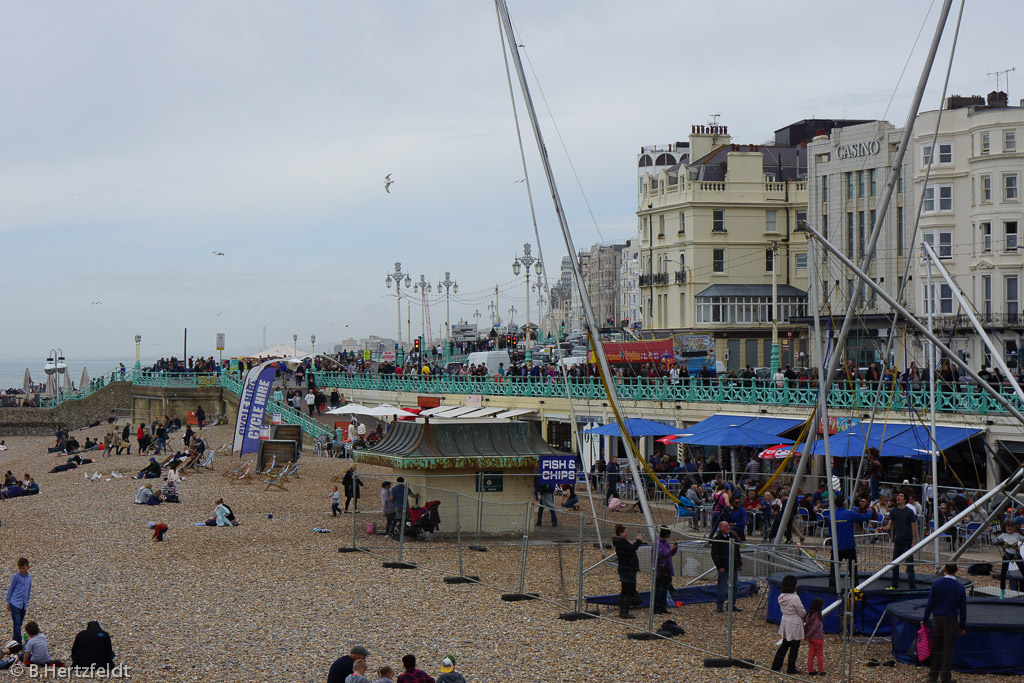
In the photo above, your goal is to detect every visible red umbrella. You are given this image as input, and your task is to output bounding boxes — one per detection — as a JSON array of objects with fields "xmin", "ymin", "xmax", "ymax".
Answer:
[
  {"xmin": 656, "ymin": 432, "xmax": 694, "ymax": 445},
  {"xmin": 758, "ymin": 444, "xmax": 795, "ymax": 460}
]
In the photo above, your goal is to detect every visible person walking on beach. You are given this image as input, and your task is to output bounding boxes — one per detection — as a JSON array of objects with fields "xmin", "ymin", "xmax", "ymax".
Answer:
[
  {"xmin": 195, "ymin": 405, "xmax": 205, "ymax": 429},
  {"xmin": 381, "ymin": 482, "xmax": 397, "ymax": 536},
  {"xmin": 881, "ymin": 492, "xmax": 918, "ymax": 590},
  {"xmin": 604, "ymin": 456, "xmax": 620, "ymax": 504},
  {"xmin": 305, "ymin": 390, "xmax": 316, "ymax": 416},
  {"xmin": 922, "ymin": 563, "xmax": 967, "ymax": 683},
  {"xmin": 711, "ymin": 520, "xmax": 742, "ymax": 613},
  {"xmin": 329, "ymin": 486, "xmax": 341, "ymax": 517},
  {"xmin": 611, "ymin": 524, "xmax": 643, "ymax": 619},
  {"xmin": 342, "ymin": 466, "xmax": 363, "ymax": 513},
  {"xmin": 771, "ymin": 574, "xmax": 805, "ymax": 674},
  {"xmin": 5, "ymin": 558, "xmax": 31, "ymax": 644}
]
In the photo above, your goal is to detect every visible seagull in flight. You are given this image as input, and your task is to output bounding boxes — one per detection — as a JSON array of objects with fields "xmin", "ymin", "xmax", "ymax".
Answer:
[
  {"xmin": 212, "ymin": 251, "xmax": 225, "ymax": 256},
  {"xmin": 216, "ymin": 312, "xmax": 224, "ymax": 317},
  {"xmin": 384, "ymin": 174, "xmax": 394, "ymax": 194},
  {"xmin": 515, "ymin": 178, "xmax": 525, "ymax": 183},
  {"xmin": 90, "ymin": 301, "xmax": 103, "ymax": 305}
]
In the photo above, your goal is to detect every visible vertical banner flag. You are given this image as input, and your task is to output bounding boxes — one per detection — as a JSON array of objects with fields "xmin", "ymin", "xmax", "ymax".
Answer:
[
  {"xmin": 231, "ymin": 361, "xmax": 277, "ymax": 454},
  {"xmin": 539, "ymin": 455, "xmax": 577, "ymax": 485},
  {"xmin": 239, "ymin": 364, "xmax": 278, "ymax": 458}
]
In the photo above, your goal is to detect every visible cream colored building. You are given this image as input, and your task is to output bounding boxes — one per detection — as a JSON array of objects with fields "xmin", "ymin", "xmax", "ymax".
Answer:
[
  {"xmin": 636, "ymin": 123, "xmax": 815, "ymax": 369},
  {"xmin": 914, "ymin": 92, "xmax": 1024, "ymax": 367},
  {"xmin": 806, "ymin": 120, "xmax": 913, "ymax": 367}
]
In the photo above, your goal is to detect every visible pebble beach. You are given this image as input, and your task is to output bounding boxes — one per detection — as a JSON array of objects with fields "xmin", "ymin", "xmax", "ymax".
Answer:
[{"xmin": 0, "ymin": 423, "xmax": 1014, "ymax": 683}]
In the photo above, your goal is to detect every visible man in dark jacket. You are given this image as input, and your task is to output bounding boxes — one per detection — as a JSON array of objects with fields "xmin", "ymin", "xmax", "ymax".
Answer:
[
  {"xmin": 604, "ymin": 456, "xmax": 621, "ymax": 504},
  {"xmin": 71, "ymin": 621, "xmax": 114, "ymax": 669},
  {"xmin": 711, "ymin": 521, "xmax": 743, "ymax": 613},
  {"xmin": 611, "ymin": 524, "xmax": 644, "ymax": 619},
  {"xmin": 327, "ymin": 645, "xmax": 369, "ymax": 683}
]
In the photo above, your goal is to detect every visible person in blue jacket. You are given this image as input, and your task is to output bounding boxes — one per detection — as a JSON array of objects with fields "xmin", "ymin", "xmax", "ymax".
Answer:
[{"xmin": 820, "ymin": 494, "xmax": 877, "ymax": 588}]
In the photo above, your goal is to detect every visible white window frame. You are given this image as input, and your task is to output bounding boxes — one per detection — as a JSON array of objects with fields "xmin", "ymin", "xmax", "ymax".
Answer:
[
  {"xmin": 796, "ymin": 253, "xmax": 808, "ymax": 270},
  {"xmin": 1004, "ymin": 173, "xmax": 1019, "ymax": 201},
  {"xmin": 1006, "ymin": 275, "xmax": 1019, "ymax": 322},
  {"xmin": 712, "ymin": 210, "xmax": 725, "ymax": 233},
  {"xmin": 923, "ymin": 184, "xmax": 953, "ymax": 212},
  {"xmin": 981, "ymin": 174, "xmax": 992, "ymax": 202},
  {"xmin": 1006, "ymin": 221, "xmax": 1019, "ymax": 251},
  {"xmin": 981, "ymin": 132, "xmax": 991, "ymax": 155},
  {"xmin": 922, "ymin": 144, "xmax": 933, "ymax": 166},
  {"xmin": 712, "ymin": 248, "xmax": 725, "ymax": 273},
  {"xmin": 922, "ymin": 231, "xmax": 951, "ymax": 258},
  {"xmin": 678, "ymin": 212, "xmax": 685, "ymax": 235},
  {"xmin": 981, "ymin": 221, "xmax": 992, "ymax": 253},
  {"xmin": 1004, "ymin": 129, "xmax": 1016, "ymax": 153},
  {"xmin": 765, "ymin": 210, "xmax": 777, "ymax": 233},
  {"xmin": 938, "ymin": 143, "xmax": 952, "ymax": 164}
]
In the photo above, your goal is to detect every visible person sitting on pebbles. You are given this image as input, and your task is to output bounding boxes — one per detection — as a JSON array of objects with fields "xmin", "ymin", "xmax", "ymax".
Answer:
[
  {"xmin": 132, "ymin": 458, "xmax": 161, "ymax": 480},
  {"xmin": 0, "ymin": 639, "xmax": 21, "ymax": 670},
  {"xmin": 134, "ymin": 484, "xmax": 161, "ymax": 505},
  {"xmin": 204, "ymin": 500, "xmax": 238, "ymax": 527},
  {"xmin": 161, "ymin": 478, "xmax": 180, "ymax": 504},
  {"xmin": 0, "ymin": 481, "xmax": 25, "ymax": 500}
]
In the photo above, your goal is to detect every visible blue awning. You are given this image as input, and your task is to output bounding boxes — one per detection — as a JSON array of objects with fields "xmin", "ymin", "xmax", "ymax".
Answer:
[
  {"xmin": 681, "ymin": 414, "xmax": 803, "ymax": 439},
  {"xmin": 884, "ymin": 425, "xmax": 983, "ymax": 458},
  {"xmin": 673, "ymin": 425, "xmax": 795, "ymax": 448},
  {"xmin": 581, "ymin": 418, "xmax": 686, "ymax": 437},
  {"xmin": 796, "ymin": 423, "xmax": 982, "ymax": 461}
]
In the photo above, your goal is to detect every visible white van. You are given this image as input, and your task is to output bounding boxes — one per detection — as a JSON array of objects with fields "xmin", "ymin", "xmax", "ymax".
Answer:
[{"xmin": 466, "ymin": 351, "xmax": 512, "ymax": 376}]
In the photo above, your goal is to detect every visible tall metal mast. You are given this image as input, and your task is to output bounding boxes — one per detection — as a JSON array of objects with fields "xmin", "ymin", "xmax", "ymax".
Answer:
[{"xmin": 494, "ymin": 0, "xmax": 657, "ymax": 536}]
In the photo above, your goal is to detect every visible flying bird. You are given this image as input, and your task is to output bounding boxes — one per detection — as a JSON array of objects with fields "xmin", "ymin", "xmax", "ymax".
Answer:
[
  {"xmin": 515, "ymin": 178, "xmax": 525, "ymax": 183},
  {"xmin": 212, "ymin": 251, "xmax": 225, "ymax": 256},
  {"xmin": 384, "ymin": 174, "xmax": 394, "ymax": 194},
  {"xmin": 216, "ymin": 312, "xmax": 224, "ymax": 317},
  {"xmin": 90, "ymin": 301, "xmax": 103, "ymax": 305}
]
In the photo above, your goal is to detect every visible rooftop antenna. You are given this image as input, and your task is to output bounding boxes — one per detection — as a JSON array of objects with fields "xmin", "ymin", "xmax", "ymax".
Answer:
[
  {"xmin": 987, "ymin": 66, "xmax": 1016, "ymax": 94},
  {"xmin": 708, "ymin": 112, "xmax": 721, "ymax": 126}
]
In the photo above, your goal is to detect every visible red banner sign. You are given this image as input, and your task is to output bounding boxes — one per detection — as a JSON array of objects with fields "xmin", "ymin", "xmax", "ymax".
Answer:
[{"xmin": 588, "ymin": 339, "xmax": 674, "ymax": 364}]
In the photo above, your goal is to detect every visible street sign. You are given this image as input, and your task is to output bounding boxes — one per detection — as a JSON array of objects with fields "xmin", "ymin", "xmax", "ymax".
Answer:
[
  {"xmin": 362, "ymin": 349, "xmax": 371, "ymax": 361},
  {"xmin": 381, "ymin": 351, "xmax": 395, "ymax": 362},
  {"xmin": 216, "ymin": 333, "xmax": 225, "ymax": 350},
  {"xmin": 476, "ymin": 471, "xmax": 503, "ymax": 493}
]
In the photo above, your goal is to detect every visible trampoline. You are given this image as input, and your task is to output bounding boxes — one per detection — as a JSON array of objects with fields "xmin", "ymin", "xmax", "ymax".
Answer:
[
  {"xmin": 587, "ymin": 580, "xmax": 758, "ymax": 610},
  {"xmin": 764, "ymin": 572, "xmax": 971, "ymax": 636},
  {"xmin": 888, "ymin": 598, "xmax": 1024, "ymax": 675}
]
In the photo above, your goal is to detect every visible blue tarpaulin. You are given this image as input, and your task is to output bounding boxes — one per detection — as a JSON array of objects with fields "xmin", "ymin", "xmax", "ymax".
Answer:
[{"xmin": 679, "ymin": 414, "xmax": 802, "ymax": 439}]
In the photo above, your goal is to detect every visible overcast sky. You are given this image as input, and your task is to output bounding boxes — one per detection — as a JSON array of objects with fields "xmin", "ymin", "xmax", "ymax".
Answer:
[{"xmin": 1, "ymin": 0, "xmax": 1018, "ymax": 361}]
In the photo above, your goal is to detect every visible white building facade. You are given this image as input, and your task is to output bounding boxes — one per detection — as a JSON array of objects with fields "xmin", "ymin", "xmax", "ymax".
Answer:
[
  {"xmin": 806, "ymin": 120, "xmax": 914, "ymax": 367},
  {"xmin": 913, "ymin": 92, "xmax": 1024, "ymax": 369}
]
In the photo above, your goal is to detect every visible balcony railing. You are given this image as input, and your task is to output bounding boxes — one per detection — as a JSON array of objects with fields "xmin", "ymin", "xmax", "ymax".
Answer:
[
  {"xmin": 675, "ymin": 270, "xmax": 688, "ymax": 284},
  {"xmin": 934, "ymin": 313, "xmax": 1021, "ymax": 330},
  {"xmin": 653, "ymin": 273, "xmax": 669, "ymax": 286}
]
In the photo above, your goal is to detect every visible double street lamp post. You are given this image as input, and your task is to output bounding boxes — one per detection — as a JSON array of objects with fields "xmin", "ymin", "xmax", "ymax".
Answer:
[
  {"xmin": 385, "ymin": 262, "xmax": 412, "ymax": 364},
  {"xmin": 512, "ymin": 243, "xmax": 542, "ymax": 362},
  {"xmin": 438, "ymin": 272, "xmax": 458, "ymax": 362}
]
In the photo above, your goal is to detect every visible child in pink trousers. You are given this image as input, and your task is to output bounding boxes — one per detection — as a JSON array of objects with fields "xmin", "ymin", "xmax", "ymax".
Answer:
[{"xmin": 805, "ymin": 597, "xmax": 825, "ymax": 676}]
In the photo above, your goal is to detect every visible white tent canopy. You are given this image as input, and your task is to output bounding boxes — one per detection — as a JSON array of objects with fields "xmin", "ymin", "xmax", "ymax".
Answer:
[
  {"xmin": 326, "ymin": 403, "xmax": 376, "ymax": 416},
  {"xmin": 366, "ymin": 404, "xmax": 417, "ymax": 417},
  {"xmin": 248, "ymin": 344, "xmax": 310, "ymax": 359}
]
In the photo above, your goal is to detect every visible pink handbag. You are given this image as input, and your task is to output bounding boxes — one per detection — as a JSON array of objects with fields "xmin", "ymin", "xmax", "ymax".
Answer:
[
  {"xmin": 916, "ymin": 623, "xmax": 932, "ymax": 663},
  {"xmin": 366, "ymin": 522, "xmax": 377, "ymax": 534}
]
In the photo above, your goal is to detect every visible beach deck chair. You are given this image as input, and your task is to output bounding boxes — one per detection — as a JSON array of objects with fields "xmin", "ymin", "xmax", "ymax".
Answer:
[
  {"xmin": 229, "ymin": 460, "xmax": 254, "ymax": 485},
  {"xmin": 263, "ymin": 464, "xmax": 289, "ymax": 491},
  {"xmin": 198, "ymin": 448, "xmax": 215, "ymax": 470}
]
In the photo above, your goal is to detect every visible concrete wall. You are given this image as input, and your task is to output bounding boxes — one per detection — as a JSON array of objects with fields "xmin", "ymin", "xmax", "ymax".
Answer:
[
  {"xmin": 0, "ymin": 382, "xmax": 133, "ymax": 436},
  {"xmin": 0, "ymin": 383, "xmax": 233, "ymax": 437},
  {"xmin": 130, "ymin": 386, "xmax": 228, "ymax": 425}
]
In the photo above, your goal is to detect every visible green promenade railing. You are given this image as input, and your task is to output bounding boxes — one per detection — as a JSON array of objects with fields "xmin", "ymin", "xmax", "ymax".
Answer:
[
  {"xmin": 309, "ymin": 371, "xmax": 1020, "ymax": 416},
  {"xmin": 37, "ymin": 366, "xmax": 1016, "ymax": 423}
]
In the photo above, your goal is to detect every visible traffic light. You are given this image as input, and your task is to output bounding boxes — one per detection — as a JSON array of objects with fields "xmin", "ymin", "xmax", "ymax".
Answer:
[
  {"xmin": 413, "ymin": 338, "xmax": 421, "ymax": 356},
  {"xmin": 506, "ymin": 334, "xmax": 513, "ymax": 349}
]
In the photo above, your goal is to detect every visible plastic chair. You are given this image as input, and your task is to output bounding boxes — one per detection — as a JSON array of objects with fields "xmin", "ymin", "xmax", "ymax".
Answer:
[{"xmin": 929, "ymin": 521, "xmax": 954, "ymax": 550}]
